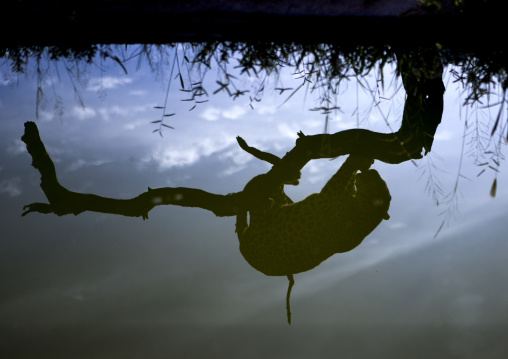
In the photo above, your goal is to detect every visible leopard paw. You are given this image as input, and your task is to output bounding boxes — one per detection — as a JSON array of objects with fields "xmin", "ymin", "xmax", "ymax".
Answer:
[{"xmin": 349, "ymin": 155, "xmax": 374, "ymax": 172}]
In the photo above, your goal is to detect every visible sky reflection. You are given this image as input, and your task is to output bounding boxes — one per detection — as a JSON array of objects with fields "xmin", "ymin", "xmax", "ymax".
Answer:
[{"xmin": 1, "ymin": 50, "xmax": 508, "ymax": 358}]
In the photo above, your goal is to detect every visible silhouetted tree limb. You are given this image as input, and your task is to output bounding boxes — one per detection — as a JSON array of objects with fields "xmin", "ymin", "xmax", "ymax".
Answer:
[
  {"xmin": 21, "ymin": 108, "xmax": 440, "ymax": 219},
  {"xmin": 236, "ymin": 136, "xmax": 281, "ymax": 165},
  {"xmin": 21, "ymin": 49, "xmax": 445, "ymax": 219},
  {"xmin": 21, "ymin": 121, "xmax": 244, "ymax": 218}
]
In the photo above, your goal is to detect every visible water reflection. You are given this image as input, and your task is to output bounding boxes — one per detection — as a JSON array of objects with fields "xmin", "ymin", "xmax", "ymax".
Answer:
[
  {"xmin": 20, "ymin": 49, "xmax": 446, "ymax": 324},
  {"xmin": 3, "ymin": 37, "xmax": 508, "ymax": 357}
]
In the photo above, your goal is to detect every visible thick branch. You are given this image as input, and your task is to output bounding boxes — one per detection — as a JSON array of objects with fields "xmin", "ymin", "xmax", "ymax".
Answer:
[
  {"xmin": 239, "ymin": 68, "xmax": 444, "ymax": 208},
  {"xmin": 21, "ymin": 122, "xmax": 243, "ymax": 218},
  {"xmin": 21, "ymin": 55, "xmax": 444, "ymax": 219}
]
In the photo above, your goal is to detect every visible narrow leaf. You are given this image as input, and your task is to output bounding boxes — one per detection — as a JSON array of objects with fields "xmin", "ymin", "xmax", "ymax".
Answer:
[
  {"xmin": 179, "ymin": 73, "xmax": 185, "ymax": 89},
  {"xmin": 151, "ymin": 120, "xmax": 162, "ymax": 123},
  {"xmin": 490, "ymin": 178, "xmax": 497, "ymax": 198},
  {"xmin": 110, "ymin": 55, "xmax": 128, "ymax": 75},
  {"xmin": 279, "ymin": 82, "xmax": 305, "ymax": 108},
  {"xmin": 164, "ymin": 113, "xmax": 176, "ymax": 117},
  {"xmin": 162, "ymin": 124, "xmax": 174, "ymax": 129},
  {"xmin": 434, "ymin": 221, "xmax": 446, "ymax": 238},
  {"xmin": 490, "ymin": 98, "xmax": 504, "ymax": 136},
  {"xmin": 103, "ymin": 53, "xmax": 128, "ymax": 74}
]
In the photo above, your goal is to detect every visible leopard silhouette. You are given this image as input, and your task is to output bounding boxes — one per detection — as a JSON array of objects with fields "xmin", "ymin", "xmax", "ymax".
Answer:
[{"xmin": 236, "ymin": 155, "xmax": 391, "ymax": 276}]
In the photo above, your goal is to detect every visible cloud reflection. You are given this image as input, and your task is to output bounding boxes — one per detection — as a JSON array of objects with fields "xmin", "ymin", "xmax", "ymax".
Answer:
[
  {"xmin": 0, "ymin": 177, "xmax": 22, "ymax": 197},
  {"xmin": 150, "ymin": 136, "xmax": 237, "ymax": 169},
  {"xmin": 87, "ymin": 76, "xmax": 133, "ymax": 92},
  {"xmin": 71, "ymin": 106, "xmax": 96, "ymax": 120},
  {"xmin": 201, "ymin": 105, "xmax": 247, "ymax": 121}
]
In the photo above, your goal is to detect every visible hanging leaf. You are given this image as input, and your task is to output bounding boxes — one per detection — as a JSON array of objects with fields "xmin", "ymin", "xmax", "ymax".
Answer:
[
  {"xmin": 434, "ymin": 220, "xmax": 445, "ymax": 238},
  {"xmin": 153, "ymin": 106, "xmax": 164, "ymax": 109},
  {"xmin": 179, "ymin": 73, "xmax": 185, "ymax": 89},
  {"xmin": 279, "ymin": 81, "xmax": 305, "ymax": 108},
  {"xmin": 102, "ymin": 53, "xmax": 128, "ymax": 74},
  {"xmin": 110, "ymin": 55, "xmax": 128, "ymax": 75},
  {"xmin": 164, "ymin": 113, "xmax": 176, "ymax": 117},
  {"xmin": 490, "ymin": 98, "xmax": 504, "ymax": 136},
  {"xmin": 275, "ymin": 87, "xmax": 293, "ymax": 95},
  {"xmin": 490, "ymin": 178, "xmax": 497, "ymax": 198},
  {"xmin": 151, "ymin": 120, "xmax": 162, "ymax": 123},
  {"xmin": 162, "ymin": 124, "xmax": 174, "ymax": 129}
]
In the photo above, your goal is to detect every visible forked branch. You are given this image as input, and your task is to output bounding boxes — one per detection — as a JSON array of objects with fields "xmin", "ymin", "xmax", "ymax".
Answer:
[{"xmin": 21, "ymin": 53, "xmax": 444, "ymax": 219}]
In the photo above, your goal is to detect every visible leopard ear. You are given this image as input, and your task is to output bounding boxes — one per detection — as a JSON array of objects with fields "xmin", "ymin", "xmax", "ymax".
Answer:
[{"xmin": 382, "ymin": 212, "xmax": 390, "ymax": 220}]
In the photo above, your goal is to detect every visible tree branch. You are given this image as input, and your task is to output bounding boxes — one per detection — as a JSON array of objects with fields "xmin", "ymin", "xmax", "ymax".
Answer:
[
  {"xmin": 21, "ymin": 121, "xmax": 243, "ymax": 218},
  {"xmin": 21, "ymin": 51, "xmax": 445, "ymax": 219},
  {"xmin": 236, "ymin": 136, "xmax": 281, "ymax": 165}
]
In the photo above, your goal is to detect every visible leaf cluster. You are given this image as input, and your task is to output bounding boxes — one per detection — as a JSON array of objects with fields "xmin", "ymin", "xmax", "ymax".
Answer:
[{"xmin": 0, "ymin": 45, "xmax": 97, "ymax": 73}]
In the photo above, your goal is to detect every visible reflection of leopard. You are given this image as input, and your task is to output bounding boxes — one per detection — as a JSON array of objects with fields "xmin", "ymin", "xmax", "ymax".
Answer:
[{"xmin": 236, "ymin": 155, "xmax": 391, "ymax": 276}]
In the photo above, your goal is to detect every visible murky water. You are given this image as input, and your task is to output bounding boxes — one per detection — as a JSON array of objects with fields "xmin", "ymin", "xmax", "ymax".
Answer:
[{"xmin": 1, "ymin": 45, "xmax": 508, "ymax": 358}]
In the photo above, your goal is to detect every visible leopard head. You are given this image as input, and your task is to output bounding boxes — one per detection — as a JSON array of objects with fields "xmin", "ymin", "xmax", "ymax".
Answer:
[{"xmin": 355, "ymin": 169, "xmax": 391, "ymax": 220}]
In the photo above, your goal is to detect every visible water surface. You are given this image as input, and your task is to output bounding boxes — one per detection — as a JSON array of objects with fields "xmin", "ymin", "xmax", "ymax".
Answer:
[{"xmin": 1, "ymin": 47, "xmax": 508, "ymax": 358}]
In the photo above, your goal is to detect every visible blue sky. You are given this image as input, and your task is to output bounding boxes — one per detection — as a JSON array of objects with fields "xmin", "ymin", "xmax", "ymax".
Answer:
[{"xmin": 1, "ymin": 47, "xmax": 508, "ymax": 357}]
